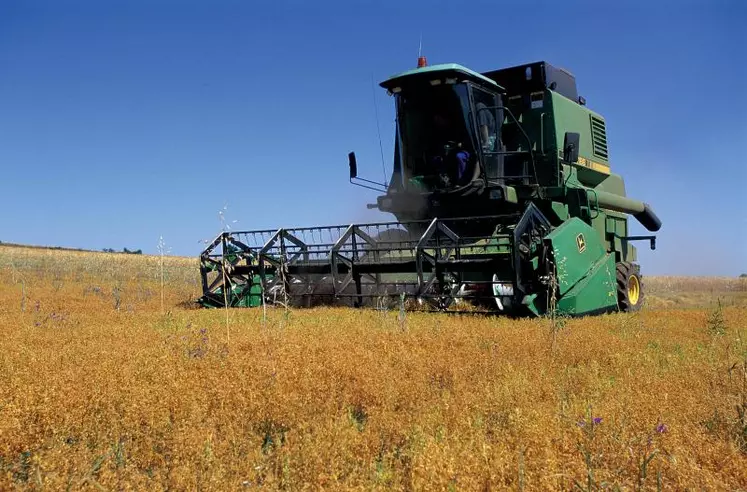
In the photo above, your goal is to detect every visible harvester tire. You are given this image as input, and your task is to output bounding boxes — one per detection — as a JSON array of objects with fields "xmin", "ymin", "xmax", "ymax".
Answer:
[{"xmin": 616, "ymin": 262, "xmax": 643, "ymax": 312}]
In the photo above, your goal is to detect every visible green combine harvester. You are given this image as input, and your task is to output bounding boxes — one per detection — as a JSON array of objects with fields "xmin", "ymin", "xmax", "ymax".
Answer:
[{"xmin": 198, "ymin": 59, "xmax": 661, "ymax": 316}]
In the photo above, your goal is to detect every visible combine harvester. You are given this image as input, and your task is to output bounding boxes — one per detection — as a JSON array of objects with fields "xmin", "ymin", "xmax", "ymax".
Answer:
[{"xmin": 198, "ymin": 59, "xmax": 661, "ymax": 316}]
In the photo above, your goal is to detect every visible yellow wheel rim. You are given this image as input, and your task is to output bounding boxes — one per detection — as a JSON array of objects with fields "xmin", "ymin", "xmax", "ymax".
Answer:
[{"xmin": 628, "ymin": 274, "xmax": 640, "ymax": 305}]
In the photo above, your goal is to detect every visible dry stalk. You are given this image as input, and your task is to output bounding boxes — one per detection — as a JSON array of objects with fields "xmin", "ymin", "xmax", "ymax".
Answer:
[{"xmin": 222, "ymin": 249, "xmax": 230, "ymax": 344}]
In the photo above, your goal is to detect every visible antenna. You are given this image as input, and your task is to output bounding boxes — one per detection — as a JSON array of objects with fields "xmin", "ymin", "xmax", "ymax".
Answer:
[
  {"xmin": 418, "ymin": 33, "xmax": 422, "ymax": 58},
  {"xmin": 371, "ymin": 73, "xmax": 388, "ymax": 185}
]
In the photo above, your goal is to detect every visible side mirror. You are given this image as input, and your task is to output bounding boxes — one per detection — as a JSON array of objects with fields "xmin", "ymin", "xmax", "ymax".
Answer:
[
  {"xmin": 347, "ymin": 152, "xmax": 388, "ymax": 192},
  {"xmin": 563, "ymin": 132, "xmax": 580, "ymax": 163},
  {"xmin": 348, "ymin": 152, "xmax": 358, "ymax": 179}
]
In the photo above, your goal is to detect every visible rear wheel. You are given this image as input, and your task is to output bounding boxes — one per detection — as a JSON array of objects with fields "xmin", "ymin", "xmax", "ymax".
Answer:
[{"xmin": 616, "ymin": 262, "xmax": 643, "ymax": 312}]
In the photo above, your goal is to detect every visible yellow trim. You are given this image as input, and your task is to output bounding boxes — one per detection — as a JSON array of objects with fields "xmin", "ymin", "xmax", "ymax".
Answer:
[
  {"xmin": 628, "ymin": 274, "xmax": 640, "ymax": 305},
  {"xmin": 559, "ymin": 151, "xmax": 611, "ymax": 175},
  {"xmin": 576, "ymin": 156, "xmax": 611, "ymax": 174}
]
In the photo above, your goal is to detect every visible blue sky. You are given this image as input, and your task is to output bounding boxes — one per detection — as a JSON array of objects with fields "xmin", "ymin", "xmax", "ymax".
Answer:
[{"xmin": 0, "ymin": 0, "xmax": 744, "ymax": 275}]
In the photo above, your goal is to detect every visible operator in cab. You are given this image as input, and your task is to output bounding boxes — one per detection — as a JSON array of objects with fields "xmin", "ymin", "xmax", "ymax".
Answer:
[{"xmin": 426, "ymin": 110, "xmax": 472, "ymax": 188}]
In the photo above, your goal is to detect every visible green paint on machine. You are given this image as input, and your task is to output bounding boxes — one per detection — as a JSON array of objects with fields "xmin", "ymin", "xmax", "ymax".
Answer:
[
  {"xmin": 199, "ymin": 275, "xmax": 267, "ymax": 308},
  {"xmin": 541, "ymin": 218, "xmax": 618, "ymax": 316}
]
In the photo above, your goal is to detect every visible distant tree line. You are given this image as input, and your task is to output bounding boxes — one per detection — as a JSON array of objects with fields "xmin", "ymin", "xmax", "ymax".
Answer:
[{"xmin": 102, "ymin": 247, "xmax": 143, "ymax": 255}]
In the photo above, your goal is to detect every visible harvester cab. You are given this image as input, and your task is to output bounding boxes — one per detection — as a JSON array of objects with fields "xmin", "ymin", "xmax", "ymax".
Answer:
[
  {"xmin": 199, "ymin": 59, "xmax": 661, "ymax": 317},
  {"xmin": 351, "ymin": 63, "xmax": 512, "ymax": 223}
]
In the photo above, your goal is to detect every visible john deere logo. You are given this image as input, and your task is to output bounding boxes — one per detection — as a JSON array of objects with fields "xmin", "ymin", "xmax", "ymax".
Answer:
[{"xmin": 576, "ymin": 233, "xmax": 586, "ymax": 253}]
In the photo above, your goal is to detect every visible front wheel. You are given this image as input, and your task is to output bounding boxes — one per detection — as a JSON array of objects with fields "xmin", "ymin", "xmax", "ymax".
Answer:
[{"xmin": 616, "ymin": 262, "xmax": 643, "ymax": 312}]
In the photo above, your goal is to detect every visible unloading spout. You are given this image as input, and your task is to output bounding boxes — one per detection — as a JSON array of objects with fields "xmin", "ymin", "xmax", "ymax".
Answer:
[{"xmin": 591, "ymin": 190, "xmax": 662, "ymax": 232}]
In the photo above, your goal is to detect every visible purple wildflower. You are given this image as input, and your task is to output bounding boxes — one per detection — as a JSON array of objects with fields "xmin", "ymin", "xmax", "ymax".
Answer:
[
  {"xmin": 593, "ymin": 417, "xmax": 602, "ymax": 425},
  {"xmin": 656, "ymin": 423, "xmax": 668, "ymax": 433}
]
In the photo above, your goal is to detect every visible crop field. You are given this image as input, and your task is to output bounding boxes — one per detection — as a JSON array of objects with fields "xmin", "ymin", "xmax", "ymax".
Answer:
[{"xmin": 0, "ymin": 244, "xmax": 745, "ymax": 490}]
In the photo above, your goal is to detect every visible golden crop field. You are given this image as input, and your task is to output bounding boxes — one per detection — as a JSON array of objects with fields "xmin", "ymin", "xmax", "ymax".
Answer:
[{"xmin": 0, "ymin": 244, "xmax": 745, "ymax": 490}]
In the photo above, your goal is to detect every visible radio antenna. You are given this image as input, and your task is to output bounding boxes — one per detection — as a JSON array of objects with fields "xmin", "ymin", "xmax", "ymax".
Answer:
[{"xmin": 371, "ymin": 73, "xmax": 388, "ymax": 185}]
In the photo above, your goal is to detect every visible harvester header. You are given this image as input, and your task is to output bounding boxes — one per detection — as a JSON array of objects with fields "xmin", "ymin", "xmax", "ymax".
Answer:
[{"xmin": 198, "ymin": 59, "xmax": 661, "ymax": 316}]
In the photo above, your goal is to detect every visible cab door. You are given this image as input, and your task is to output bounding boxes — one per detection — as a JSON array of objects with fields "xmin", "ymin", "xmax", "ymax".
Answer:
[{"xmin": 469, "ymin": 86, "xmax": 503, "ymax": 181}]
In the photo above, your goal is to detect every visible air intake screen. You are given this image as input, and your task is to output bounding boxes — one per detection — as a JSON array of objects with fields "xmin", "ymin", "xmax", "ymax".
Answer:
[{"xmin": 590, "ymin": 115, "xmax": 608, "ymax": 160}]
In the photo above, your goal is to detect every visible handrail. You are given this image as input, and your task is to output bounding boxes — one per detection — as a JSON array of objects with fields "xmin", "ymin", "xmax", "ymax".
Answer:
[
  {"xmin": 587, "ymin": 189, "xmax": 600, "ymax": 219},
  {"xmin": 474, "ymin": 103, "xmax": 538, "ymax": 185}
]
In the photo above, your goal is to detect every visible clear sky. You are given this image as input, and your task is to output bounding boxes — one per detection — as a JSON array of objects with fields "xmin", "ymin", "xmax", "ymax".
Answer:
[{"xmin": 0, "ymin": 0, "xmax": 745, "ymax": 275}]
